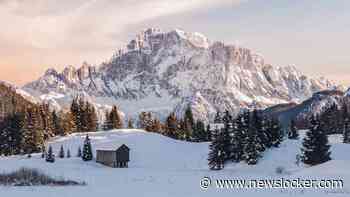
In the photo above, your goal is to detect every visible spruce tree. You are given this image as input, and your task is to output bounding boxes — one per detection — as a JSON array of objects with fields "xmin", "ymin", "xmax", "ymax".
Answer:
[
  {"xmin": 208, "ymin": 127, "xmax": 225, "ymax": 170},
  {"xmin": 86, "ymin": 102, "xmax": 98, "ymax": 132},
  {"xmin": 52, "ymin": 110, "xmax": 62, "ymax": 136},
  {"xmin": 243, "ymin": 123, "xmax": 261, "ymax": 165},
  {"xmin": 127, "ymin": 118, "xmax": 134, "ymax": 129},
  {"xmin": 301, "ymin": 115, "xmax": 331, "ymax": 165},
  {"xmin": 103, "ymin": 111, "xmax": 112, "ymax": 130},
  {"xmin": 110, "ymin": 106, "xmax": 123, "ymax": 129},
  {"xmin": 269, "ymin": 118, "xmax": 283, "ymax": 148},
  {"xmin": 288, "ymin": 119, "xmax": 299, "ymax": 140},
  {"xmin": 59, "ymin": 145, "xmax": 65, "ymax": 158},
  {"xmin": 343, "ymin": 105, "xmax": 350, "ymax": 143},
  {"xmin": 0, "ymin": 112, "xmax": 24, "ymax": 155},
  {"xmin": 230, "ymin": 114, "xmax": 245, "ymax": 162},
  {"xmin": 184, "ymin": 106, "xmax": 194, "ymax": 139},
  {"xmin": 165, "ymin": 113, "xmax": 179, "ymax": 139},
  {"xmin": 46, "ymin": 146, "xmax": 55, "ymax": 163},
  {"xmin": 70, "ymin": 97, "xmax": 81, "ymax": 132},
  {"xmin": 214, "ymin": 111, "xmax": 222, "ymax": 124},
  {"xmin": 206, "ymin": 124, "xmax": 211, "ymax": 142},
  {"xmin": 67, "ymin": 149, "xmax": 71, "ymax": 158},
  {"xmin": 41, "ymin": 146, "xmax": 46, "ymax": 158},
  {"xmin": 222, "ymin": 110, "xmax": 233, "ymax": 161},
  {"xmin": 21, "ymin": 107, "xmax": 45, "ymax": 154},
  {"xmin": 252, "ymin": 110, "xmax": 269, "ymax": 152},
  {"xmin": 62, "ymin": 111, "xmax": 77, "ymax": 135},
  {"xmin": 82, "ymin": 135, "xmax": 93, "ymax": 161},
  {"xmin": 77, "ymin": 146, "xmax": 82, "ymax": 157},
  {"xmin": 193, "ymin": 120, "xmax": 206, "ymax": 142}
]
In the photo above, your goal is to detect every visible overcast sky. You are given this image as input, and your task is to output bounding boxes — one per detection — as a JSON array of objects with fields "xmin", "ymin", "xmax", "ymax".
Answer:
[{"xmin": 0, "ymin": 0, "xmax": 349, "ymax": 86}]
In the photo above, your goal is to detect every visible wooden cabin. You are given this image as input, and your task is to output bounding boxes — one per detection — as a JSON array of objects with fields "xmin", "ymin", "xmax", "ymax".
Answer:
[{"xmin": 96, "ymin": 144, "xmax": 130, "ymax": 168}]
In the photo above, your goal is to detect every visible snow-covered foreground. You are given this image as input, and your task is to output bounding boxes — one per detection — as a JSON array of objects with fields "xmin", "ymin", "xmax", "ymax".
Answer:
[{"xmin": 0, "ymin": 129, "xmax": 350, "ymax": 196}]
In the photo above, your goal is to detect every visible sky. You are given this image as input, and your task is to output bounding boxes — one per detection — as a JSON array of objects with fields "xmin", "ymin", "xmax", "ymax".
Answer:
[{"xmin": 0, "ymin": 0, "xmax": 349, "ymax": 86}]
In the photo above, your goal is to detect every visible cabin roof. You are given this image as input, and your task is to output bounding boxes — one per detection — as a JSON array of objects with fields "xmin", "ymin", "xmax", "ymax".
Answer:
[{"xmin": 97, "ymin": 144, "xmax": 130, "ymax": 152}]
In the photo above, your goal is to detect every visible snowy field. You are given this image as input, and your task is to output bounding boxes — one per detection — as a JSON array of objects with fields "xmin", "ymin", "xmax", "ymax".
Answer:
[{"xmin": 0, "ymin": 129, "xmax": 350, "ymax": 197}]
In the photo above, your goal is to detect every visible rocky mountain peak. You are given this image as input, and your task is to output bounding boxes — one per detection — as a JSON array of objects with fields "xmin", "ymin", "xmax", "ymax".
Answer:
[{"xmin": 23, "ymin": 28, "xmax": 338, "ymax": 121}]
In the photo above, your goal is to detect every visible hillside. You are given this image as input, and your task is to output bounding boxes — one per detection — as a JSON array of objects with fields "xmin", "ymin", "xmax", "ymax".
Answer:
[
  {"xmin": 23, "ymin": 28, "xmax": 337, "ymax": 121},
  {"xmin": 0, "ymin": 81, "xmax": 37, "ymax": 120},
  {"xmin": 1, "ymin": 129, "xmax": 350, "ymax": 197}
]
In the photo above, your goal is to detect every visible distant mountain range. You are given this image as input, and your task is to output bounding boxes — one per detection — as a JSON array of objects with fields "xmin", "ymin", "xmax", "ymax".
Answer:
[{"xmin": 21, "ymin": 28, "xmax": 345, "ymax": 121}]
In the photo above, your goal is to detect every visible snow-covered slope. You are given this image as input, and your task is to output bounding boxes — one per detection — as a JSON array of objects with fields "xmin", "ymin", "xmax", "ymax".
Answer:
[
  {"xmin": 23, "ymin": 28, "xmax": 338, "ymax": 120},
  {"xmin": 1, "ymin": 129, "xmax": 350, "ymax": 197}
]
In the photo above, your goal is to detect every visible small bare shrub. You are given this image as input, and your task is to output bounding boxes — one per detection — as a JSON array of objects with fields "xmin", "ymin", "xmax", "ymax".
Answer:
[{"xmin": 0, "ymin": 168, "xmax": 86, "ymax": 186}]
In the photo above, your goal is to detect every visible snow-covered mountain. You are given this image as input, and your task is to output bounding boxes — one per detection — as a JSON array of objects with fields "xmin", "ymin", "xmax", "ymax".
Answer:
[{"xmin": 23, "ymin": 28, "xmax": 338, "ymax": 120}]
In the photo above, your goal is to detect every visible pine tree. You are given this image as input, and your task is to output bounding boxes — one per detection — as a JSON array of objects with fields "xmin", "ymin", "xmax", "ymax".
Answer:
[
  {"xmin": 206, "ymin": 124, "xmax": 211, "ymax": 142},
  {"xmin": 109, "ymin": 106, "xmax": 123, "ymax": 129},
  {"xmin": 86, "ymin": 102, "xmax": 98, "ymax": 132},
  {"xmin": 41, "ymin": 146, "xmax": 46, "ymax": 158},
  {"xmin": 59, "ymin": 145, "xmax": 65, "ymax": 158},
  {"xmin": 343, "ymin": 105, "xmax": 350, "ymax": 143},
  {"xmin": 165, "ymin": 112, "xmax": 179, "ymax": 139},
  {"xmin": 103, "ymin": 111, "xmax": 112, "ymax": 130},
  {"xmin": 288, "ymin": 119, "xmax": 299, "ymax": 140},
  {"xmin": 214, "ymin": 111, "xmax": 222, "ymax": 124},
  {"xmin": 62, "ymin": 111, "xmax": 77, "ymax": 135},
  {"xmin": 82, "ymin": 135, "xmax": 93, "ymax": 161},
  {"xmin": 222, "ymin": 110, "xmax": 233, "ymax": 161},
  {"xmin": 67, "ymin": 149, "xmax": 71, "ymax": 158},
  {"xmin": 208, "ymin": 127, "xmax": 225, "ymax": 170},
  {"xmin": 184, "ymin": 106, "xmax": 194, "ymax": 139},
  {"xmin": 39, "ymin": 104, "xmax": 54, "ymax": 140},
  {"xmin": 230, "ymin": 114, "xmax": 245, "ymax": 162},
  {"xmin": 301, "ymin": 115, "xmax": 331, "ymax": 165},
  {"xmin": 269, "ymin": 118, "xmax": 283, "ymax": 148},
  {"xmin": 243, "ymin": 127, "xmax": 261, "ymax": 165},
  {"xmin": 193, "ymin": 120, "xmax": 206, "ymax": 142},
  {"xmin": 46, "ymin": 146, "xmax": 55, "ymax": 163},
  {"xmin": 127, "ymin": 118, "xmax": 134, "ymax": 129},
  {"xmin": 52, "ymin": 110, "xmax": 64, "ymax": 136},
  {"xmin": 0, "ymin": 112, "xmax": 24, "ymax": 155},
  {"xmin": 21, "ymin": 107, "xmax": 45, "ymax": 154},
  {"xmin": 77, "ymin": 146, "xmax": 82, "ymax": 157},
  {"xmin": 70, "ymin": 97, "xmax": 81, "ymax": 132},
  {"xmin": 252, "ymin": 110, "xmax": 269, "ymax": 152}
]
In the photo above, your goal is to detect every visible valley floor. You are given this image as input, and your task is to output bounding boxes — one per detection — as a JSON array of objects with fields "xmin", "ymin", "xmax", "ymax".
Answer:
[{"xmin": 0, "ymin": 129, "xmax": 349, "ymax": 197}]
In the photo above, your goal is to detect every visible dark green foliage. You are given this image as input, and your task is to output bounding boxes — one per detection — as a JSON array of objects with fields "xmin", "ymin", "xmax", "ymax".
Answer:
[
  {"xmin": 192, "ymin": 120, "xmax": 207, "ymax": 142},
  {"xmin": 343, "ymin": 105, "xmax": 350, "ymax": 143},
  {"xmin": 230, "ymin": 113, "xmax": 245, "ymax": 162},
  {"xmin": 70, "ymin": 97, "xmax": 98, "ymax": 133},
  {"xmin": 301, "ymin": 115, "xmax": 331, "ymax": 165},
  {"xmin": 208, "ymin": 128, "xmax": 225, "ymax": 170},
  {"xmin": 82, "ymin": 135, "xmax": 93, "ymax": 161},
  {"xmin": 67, "ymin": 149, "xmax": 71, "ymax": 158},
  {"xmin": 46, "ymin": 146, "xmax": 55, "ymax": 163},
  {"xmin": 165, "ymin": 112, "xmax": 180, "ymax": 139},
  {"xmin": 269, "ymin": 118, "xmax": 283, "ymax": 148},
  {"xmin": 288, "ymin": 119, "xmax": 299, "ymax": 140},
  {"xmin": 77, "ymin": 147, "xmax": 82, "ymax": 158},
  {"xmin": 20, "ymin": 107, "xmax": 45, "ymax": 154},
  {"xmin": 243, "ymin": 128, "xmax": 261, "ymax": 165},
  {"xmin": 59, "ymin": 145, "xmax": 65, "ymax": 158},
  {"xmin": 0, "ymin": 112, "xmax": 24, "ymax": 156},
  {"xmin": 104, "ymin": 105, "xmax": 123, "ymax": 130},
  {"xmin": 221, "ymin": 110, "xmax": 233, "ymax": 161},
  {"xmin": 183, "ymin": 106, "xmax": 194, "ymax": 139}
]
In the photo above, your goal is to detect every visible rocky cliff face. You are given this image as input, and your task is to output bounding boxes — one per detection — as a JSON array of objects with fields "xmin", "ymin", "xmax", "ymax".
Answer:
[{"xmin": 23, "ymin": 28, "xmax": 338, "ymax": 121}]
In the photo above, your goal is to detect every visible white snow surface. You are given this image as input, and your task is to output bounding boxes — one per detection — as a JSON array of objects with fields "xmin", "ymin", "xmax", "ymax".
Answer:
[{"xmin": 1, "ymin": 129, "xmax": 350, "ymax": 197}]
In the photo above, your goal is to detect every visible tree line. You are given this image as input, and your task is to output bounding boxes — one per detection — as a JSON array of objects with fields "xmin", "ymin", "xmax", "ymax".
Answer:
[{"xmin": 208, "ymin": 110, "xmax": 284, "ymax": 170}]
